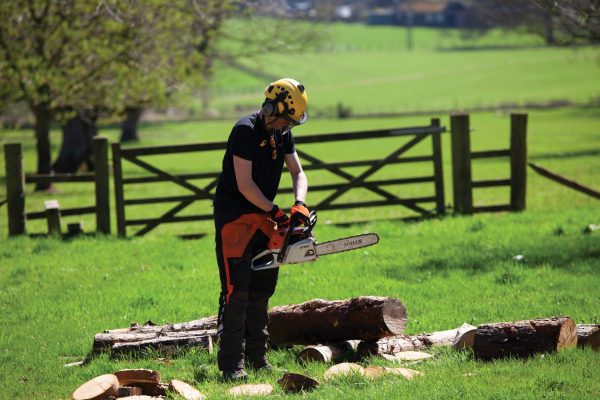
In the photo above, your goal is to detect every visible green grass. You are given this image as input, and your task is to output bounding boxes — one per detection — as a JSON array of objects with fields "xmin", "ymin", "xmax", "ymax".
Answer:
[
  {"xmin": 1, "ymin": 208, "xmax": 599, "ymax": 399},
  {"xmin": 206, "ymin": 23, "xmax": 600, "ymax": 117}
]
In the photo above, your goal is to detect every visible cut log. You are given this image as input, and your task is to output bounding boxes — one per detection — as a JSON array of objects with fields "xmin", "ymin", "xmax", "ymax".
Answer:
[
  {"xmin": 229, "ymin": 384, "xmax": 273, "ymax": 397},
  {"xmin": 169, "ymin": 379, "xmax": 205, "ymax": 400},
  {"xmin": 268, "ymin": 297, "xmax": 407, "ymax": 345},
  {"xmin": 323, "ymin": 363, "xmax": 365, "ymax": 380},
  {"xmin": 356, "ymin": 323, "xmax": 475, "ymax": 358},
  {"xmin": 576, "ymin": 324, "xmax": 600, "ymax": 351},
  {"xmin": 117, "ymin": 386, "xmax": 143, "ymax": 397},
  {"xmin": 474, "ymin": 317, "xmax": 577, "ymax": 360},
  {"xmin": 297, "ymin": 340, "xmax": 360, "ymax": 363},
  {"xmin": 452, "ymin": 323, "xmax": 477, "ymax": 350},
  {"xmin": 114, "ymin": 369, "xmax": 161, "ymax": 386},
  {"xmin": 72, "ymin": 374, "xmax": 119, "ymax": 400},
  {"xmin": 111, "ymin": 334, "xmax": 213, "ymax": 357},
  {"xmin": 277, "ymin": 373, "xmax": 319, "ymax": 392}
]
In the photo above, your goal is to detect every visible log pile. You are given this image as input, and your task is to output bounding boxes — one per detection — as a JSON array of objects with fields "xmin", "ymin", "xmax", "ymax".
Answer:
[{"xmin": 93, "ymin": 297, "xmax": 596, "ymax": 363}]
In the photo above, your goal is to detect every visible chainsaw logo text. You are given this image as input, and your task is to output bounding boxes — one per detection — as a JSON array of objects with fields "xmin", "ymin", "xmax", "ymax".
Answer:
[{"xmin": 344, "ymin": 239, "xmax": 363, "ymax": 247}]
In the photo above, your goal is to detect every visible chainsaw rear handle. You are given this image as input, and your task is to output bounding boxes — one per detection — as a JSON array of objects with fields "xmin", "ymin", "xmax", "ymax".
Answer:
[{"xmin": 277, "ymin": 210, "xmax": 317, "ymax": 263}]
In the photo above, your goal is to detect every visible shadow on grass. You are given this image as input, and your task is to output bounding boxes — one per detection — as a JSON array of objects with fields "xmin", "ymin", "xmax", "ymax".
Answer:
[{"xmin": 383, "ymin": 239, "xmax": 600, "ymax": 281}]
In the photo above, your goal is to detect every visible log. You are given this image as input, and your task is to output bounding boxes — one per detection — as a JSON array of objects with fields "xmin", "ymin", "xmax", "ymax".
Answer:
[
  {"xmin": 576, "ymin": 324, "xmax": 600, "ymax": 351},
  {"xmin": 72, "ymin": 374, "xmax": 119, "ymax": 400},
  {"xmin": 474, "ymin": 317, "xmax": 577, "ymax": 360},
  {"xmin": 169, "ymin": 380, "xmax": 205, "ymax": 400},
  {"xmin": 114, "ymin": 369, "xmax": 161, "ymax": 386},
  {"xmin": 268, "ymin": 296, "xmax": 407, "ymax": 345},
  {"xmin": 277, "ymin": 373, "xmax": 319, "ymax": 393},
  {"xmin": 111, "ymin": 334, "xmax": 213, "ymax": 357},
  {"xmin": 356, "ymin": 323, "xmax": 475, "ymax": 358},
  {"xmin": 94, "ymin": 298, "xmax": 404, "ymax": 353},
  {"xmin": 297, "ymin": 340, "xmax": 360, "ymax": 363}
]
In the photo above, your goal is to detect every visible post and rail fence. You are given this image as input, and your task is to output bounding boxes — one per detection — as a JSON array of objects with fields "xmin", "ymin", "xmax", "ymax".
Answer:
[
  {"xmin": 3, "ymin": 114, "xmax": 528, "ymax": 237},
  {"xmin": 112, "ymin": 119, "xmax": 447, "ymax": 237},
  {"xmin": 3, "ymin": 137, "xmax": 111, "ymax": 236},
  {"xmin": 450, "ymin": 112, "xmax": 528, "ymax": 214}
]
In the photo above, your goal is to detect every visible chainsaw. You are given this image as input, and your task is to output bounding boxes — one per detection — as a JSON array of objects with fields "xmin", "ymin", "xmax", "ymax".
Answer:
[{"xmin": 251, "ymin": 210, "xmax": 379, "ymax": 271}]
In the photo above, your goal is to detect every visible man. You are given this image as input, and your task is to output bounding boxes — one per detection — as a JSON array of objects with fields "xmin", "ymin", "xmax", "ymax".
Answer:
[{"xmin": 213, "ymin": 78, "xmax": 310, "ymax": 380}]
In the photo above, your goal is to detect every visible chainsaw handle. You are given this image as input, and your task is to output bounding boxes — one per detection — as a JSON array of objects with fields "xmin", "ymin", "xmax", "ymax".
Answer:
[{"xmin": 277, "ymin": 210, "xmax": 317, "ymax": 263}]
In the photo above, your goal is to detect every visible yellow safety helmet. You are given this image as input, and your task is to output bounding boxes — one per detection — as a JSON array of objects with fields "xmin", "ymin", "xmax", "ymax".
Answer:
[{"xmin": 263, "ymin": 78, "xmax": 308, "ymax": 125}]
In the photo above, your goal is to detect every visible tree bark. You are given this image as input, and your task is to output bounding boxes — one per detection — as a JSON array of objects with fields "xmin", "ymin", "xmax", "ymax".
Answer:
[
  {"xmin": 53, "ymin": 110, "xmax": 97, "ymax": 174},
  {"xmin": 473, "ymin": 317, "xmax": 577, "ymax": 360},
  {"xmin": 33, "ymin": 105, "xmax": 53, "ymax": 191},
  {"xmin": 267, "ymin": 297, "xmax": 407, "ymax": 346},
  {"xmin": 120, "ymin": 107, "xmax": 143, "ymax": 142},
  {"xmin": 576, "ymin": 324, "xmax": 600, "ymax": 351}
]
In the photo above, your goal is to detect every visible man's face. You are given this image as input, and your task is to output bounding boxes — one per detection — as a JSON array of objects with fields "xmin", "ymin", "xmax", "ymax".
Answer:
[{"xmin": 266, "ymin": 116, "xmax": 292, "ymax": 133}]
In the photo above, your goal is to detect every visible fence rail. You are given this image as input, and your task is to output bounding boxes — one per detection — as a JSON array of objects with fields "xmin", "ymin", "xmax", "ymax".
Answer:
[{"xmin": 112, "ymin": 120, "xmax": 447, "ymax": 237}]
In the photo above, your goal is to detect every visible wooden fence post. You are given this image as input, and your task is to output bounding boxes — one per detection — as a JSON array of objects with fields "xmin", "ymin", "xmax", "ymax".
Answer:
[
  {"xmin": 4, "ymin": 143, "xmax": 26, "ymax": 235},
  {"xmin": 93, "ymin": 137, "xmax": 110, "ymax": 234},
  {"xmin": 450, "ymin": 113, "xmax": 473, "ymax": 214},
  {"xmin": 45, "ymin": 200, "xmax": 62, "ymax": 237},
  {"xmin": 510, "ymin": 113, "xmax": 528, "ymax": 212},
  {"xmin": 112, "ymin": 143, "xmax": 126, "ymax": 237},
  {"xmin": 430, "ymin": 118, "xmax": 445, "ymax": 215}
]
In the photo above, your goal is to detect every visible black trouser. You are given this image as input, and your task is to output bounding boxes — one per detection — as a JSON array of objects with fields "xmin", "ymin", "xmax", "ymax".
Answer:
[{"xmin": 214, "ymin": 213, "xmax": 279, "ymax": 371}]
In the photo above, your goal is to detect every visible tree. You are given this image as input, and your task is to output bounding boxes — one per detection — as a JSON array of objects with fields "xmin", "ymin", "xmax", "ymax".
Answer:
[
  {"xmin": 0, "ymin": 1, "xmax": 198, "ymax": 183},
  {"xmin": 533, "ymin": 0, "xmax": 600, "ymax": 41},
  {"xmin": 468, "ymin": 0, "xmax": 559, "ymax": 45}
]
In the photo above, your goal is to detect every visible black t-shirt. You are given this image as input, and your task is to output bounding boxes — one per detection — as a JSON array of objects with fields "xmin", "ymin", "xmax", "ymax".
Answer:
[{"xmin": 214, "ymin": 112, "xmax": 296, "ymax": 224}]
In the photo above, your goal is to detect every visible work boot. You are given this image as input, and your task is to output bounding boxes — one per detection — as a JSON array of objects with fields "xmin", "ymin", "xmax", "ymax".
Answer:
[
  {"xmin": 248, "ymin": 359, "xmax": 273, "ymax": 372},
  {"xmin": 222, "ymin": 368, "xmax": 248, "ymax": 381}
]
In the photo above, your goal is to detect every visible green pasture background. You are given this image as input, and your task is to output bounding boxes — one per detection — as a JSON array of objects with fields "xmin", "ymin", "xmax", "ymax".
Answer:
[{"xmin": 0, "ymin": 25, "xmax": 599, "ymax": 399}]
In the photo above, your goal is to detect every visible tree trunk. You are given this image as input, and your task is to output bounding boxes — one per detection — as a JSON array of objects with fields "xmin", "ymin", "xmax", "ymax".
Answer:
[
  {"xmin": 576, "ymin": 324, "xmax": 599, "ymax": 351},
  {"xmin": 267, "ymin": 297, "xmax": 407, "ymax": 346},
  {"xmin": 120, "ymin": 107, "xmax": 143, "ymax": 142},
  {"xmin": 33, "ymin": 106, "xmax": 53, "ymax": 191},
  {"xmin": 53, "ymin": 110, "xmax": 97, "ymax": 174},
  {"xmin": 474, "ymin": 317, "xmax": 577, "ymax": 360}
]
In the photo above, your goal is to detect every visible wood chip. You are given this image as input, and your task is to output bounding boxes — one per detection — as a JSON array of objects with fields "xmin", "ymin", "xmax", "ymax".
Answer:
[
  {"xmin": 72, "ymin": 374, "xmax": 119, "ymax": 400},
  {"xmin": 228, "ymin": 384, "xmax": 274, "ymax": 397},
  {"xmin": 114, "ymin": 369, "xmax": 161, "ymax": 386},
  {"xmin": 363, "ymin": 366, "xmax": 423, "ymax": 380},
  {"xmin": 363, "ymin": 366, "xmax": 387, "ymax": 379},
  {"xmin": 384, "ymin": 367, "xmax": 424, "ymax": 380},
  {"xmin": 323, "ymin": 362, "xmax": 365, "ymax": 380},
  {"xmin": 393, "ymin": 351, "xmax": 433, "ymax": 361},
  {"xmin": 277, "ymin": 373, "xmax": 319, "ymax": 392},
  {"xmin": 169, "ymin": 379, "xmax": 205, "ymax": 400}
]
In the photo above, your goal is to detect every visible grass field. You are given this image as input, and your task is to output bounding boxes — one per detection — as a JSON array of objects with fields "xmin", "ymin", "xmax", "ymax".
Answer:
[{"xmin": 1, "ymin": 24, "xmax": 599, "ymax": 400}]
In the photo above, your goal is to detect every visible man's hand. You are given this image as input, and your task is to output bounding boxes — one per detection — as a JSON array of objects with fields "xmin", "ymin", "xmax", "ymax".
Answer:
[
  {"xmin": 268, "ymin": 205, "xmax": 290, "ymax": 230},
  {"xmin": 290, "ymin": 201, "xmax": 310, "ymax": 226}
]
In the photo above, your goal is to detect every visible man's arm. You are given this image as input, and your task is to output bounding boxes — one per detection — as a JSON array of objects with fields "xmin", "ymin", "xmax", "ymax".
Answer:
[
  {"xmin": 285, "ymin": 151, "xmax": 308, "ymax": 204},
  {"xmin": 233, "ymin": 155, "xmax": 273, "ymax": 212}
]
